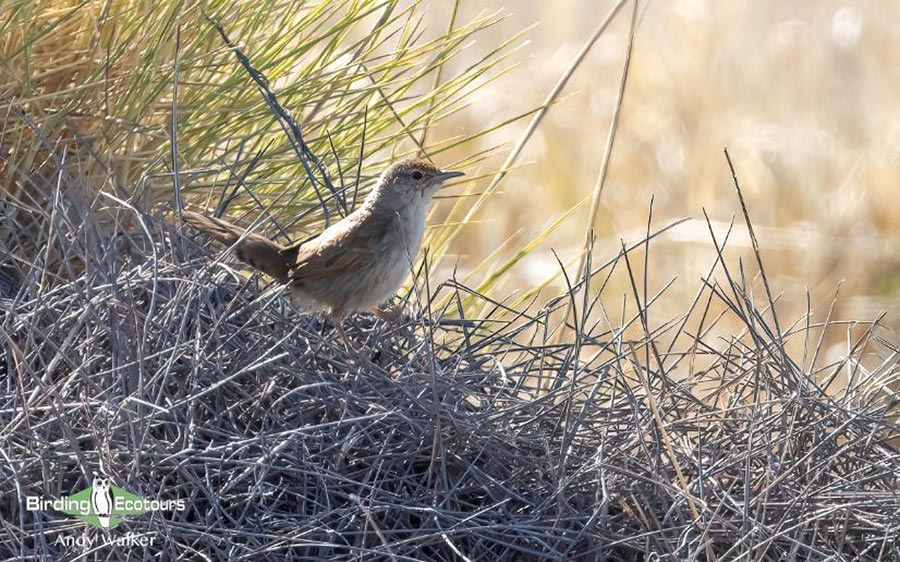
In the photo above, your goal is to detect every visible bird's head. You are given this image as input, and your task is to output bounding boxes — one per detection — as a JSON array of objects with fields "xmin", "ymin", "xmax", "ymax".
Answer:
[{"xmin": 369, "ymin": 159, "xmax": 464, "ymax": 211}]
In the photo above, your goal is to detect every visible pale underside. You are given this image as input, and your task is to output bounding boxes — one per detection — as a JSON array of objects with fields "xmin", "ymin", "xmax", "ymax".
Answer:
[{"xmin": 286, "ymin": 197, "xmax": 428, "ymax": 319}]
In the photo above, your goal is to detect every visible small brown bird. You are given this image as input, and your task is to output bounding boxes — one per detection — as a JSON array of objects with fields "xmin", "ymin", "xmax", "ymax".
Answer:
[{"xmin": 184, "ymin": 159, "xmax": 463, "ymax": 336}]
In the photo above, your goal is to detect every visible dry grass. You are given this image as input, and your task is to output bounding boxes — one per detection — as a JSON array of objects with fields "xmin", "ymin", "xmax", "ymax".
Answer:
[
  {"xmin": 0, "ymin": 114, "xmax": 897, "ymax": 559},
  {"xmin": 425, "ymin": 1, "xmax": 900, "ymax": 339},
  {"xmin": 1, "ymin": 1, "xmax": 899, "ymax": 560}
]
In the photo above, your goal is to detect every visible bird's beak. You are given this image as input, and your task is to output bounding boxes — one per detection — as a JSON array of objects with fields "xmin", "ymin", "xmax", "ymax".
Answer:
[{"xmin": 435, "ymin": 170, "xmax": 465, "ymax": 183}]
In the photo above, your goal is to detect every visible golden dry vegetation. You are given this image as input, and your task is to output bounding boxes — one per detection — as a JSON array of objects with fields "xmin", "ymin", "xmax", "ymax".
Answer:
[
  {"xmin": 2, "ymin": 0, "xmax": 897, "ymax": 366},
  {"xmin": 422, "ymin": 0, "xmax": 900, "ymax": 356}
]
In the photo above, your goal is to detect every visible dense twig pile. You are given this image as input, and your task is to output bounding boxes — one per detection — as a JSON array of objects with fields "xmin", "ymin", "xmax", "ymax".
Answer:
[{"xmin": 0, "ymin": 165, "xmax": 898, "ymax": 561}]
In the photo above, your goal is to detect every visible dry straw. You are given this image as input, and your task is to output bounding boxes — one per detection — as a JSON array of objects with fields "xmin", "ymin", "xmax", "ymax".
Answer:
[
  {"xmin": 1, "ymin": 111, "xmax": 898, "ymax": 559},
  {"xmin": 1, "ymin": 0, "xmax": 898, "ymax": 560}
]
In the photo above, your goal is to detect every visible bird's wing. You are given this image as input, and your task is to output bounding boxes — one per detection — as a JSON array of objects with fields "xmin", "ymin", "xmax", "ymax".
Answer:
[
  {"xmin": 289, "ymin": 212, "xmax": 391, "ymax": 283},
  {"xmin": 279, "ymin": 231, "xmax": 321, "ymax": 258}
]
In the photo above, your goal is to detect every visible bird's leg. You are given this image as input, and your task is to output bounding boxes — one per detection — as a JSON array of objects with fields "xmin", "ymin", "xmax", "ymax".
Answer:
[
  {"xmin": 329, "ymin": 313, "xmax": 374, "ymax": 364},
  {"xmin": 336, "ymin": 324, "xmax": 352, "ymax": 350},
  {"xmin": 328, "ymin": 311, "xmax": 354, "ymax": 351}
]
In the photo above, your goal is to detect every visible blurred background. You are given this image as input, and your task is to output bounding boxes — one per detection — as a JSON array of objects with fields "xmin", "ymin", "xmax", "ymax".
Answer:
[
  {"xmin": 1, "ymin": 0, "xmax": 897, "ymax": 355},
  {"xmin": 419, "ymin": 0, "xmax": 900, "ymax": 346}
]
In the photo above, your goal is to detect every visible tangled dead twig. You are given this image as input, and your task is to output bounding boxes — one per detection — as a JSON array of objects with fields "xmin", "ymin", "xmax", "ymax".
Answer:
[{"xmin": 0, "ymin": 148, "xmax": 897, "ymax": 560}]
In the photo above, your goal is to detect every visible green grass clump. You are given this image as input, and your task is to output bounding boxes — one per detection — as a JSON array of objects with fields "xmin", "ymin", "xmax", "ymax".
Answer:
[{"xmin": 0, "ymin": 0, "xmax": 517, "ymax": 252}]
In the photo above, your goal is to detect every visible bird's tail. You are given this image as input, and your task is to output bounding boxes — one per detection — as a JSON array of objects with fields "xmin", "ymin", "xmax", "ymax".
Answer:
[
  {"xmin": 183, "ymin": 211, "xmax": 294, "ymax": 283},
  {"xmin": 183, "ymin": 211, "xmax": 245, "ymax": 247}
]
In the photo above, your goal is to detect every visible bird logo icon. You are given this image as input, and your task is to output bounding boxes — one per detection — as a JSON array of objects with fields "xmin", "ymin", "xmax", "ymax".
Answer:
[{"xmin": 90, "ymin": 474, "xmax": 114, "ymax": 529}]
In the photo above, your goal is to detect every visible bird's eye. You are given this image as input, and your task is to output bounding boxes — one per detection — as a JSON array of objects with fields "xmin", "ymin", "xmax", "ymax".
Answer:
[{"xmin": 411, "ymin": 170, "xmax": 424, "ymax": 180}]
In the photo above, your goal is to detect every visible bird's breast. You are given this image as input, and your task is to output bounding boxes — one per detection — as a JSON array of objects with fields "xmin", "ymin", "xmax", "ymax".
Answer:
[
  {"xmin": 362, "ymin": 202, "xmax": 429, "ymax": 300},
  {"xmin": 389, "ymin": 200, "xmax": 429, "ymax": 262}
]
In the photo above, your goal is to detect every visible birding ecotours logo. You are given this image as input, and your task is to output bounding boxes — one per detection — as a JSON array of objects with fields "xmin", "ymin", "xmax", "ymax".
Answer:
[{"xmin": 25, "ymin": 472, "xmax": 186, "ymax": 530}]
